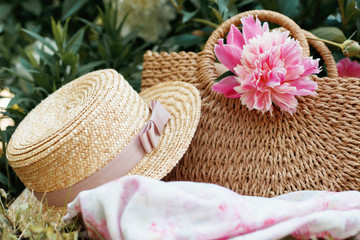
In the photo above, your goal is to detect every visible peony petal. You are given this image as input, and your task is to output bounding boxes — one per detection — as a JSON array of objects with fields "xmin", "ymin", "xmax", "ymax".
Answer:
[
  {"xmin": 227, "ymin": 24, "xmax": 245, "ymax": 49},
  {"xmin": 212, "ymin": 76, "xmax": 241, "ymax": 98},
  {"xmin": 281, "ymin": 39, "xmax": 302, "ymax": 67},
  {"xmin": 271, "ymin": 30, "xmax": 288, "ymax": 46},
  {"xmin": 262, "ymin": 21, "xmax": 269, "ymax": 33},
  {"xmin": 212, "ymin": 15, "xmax": 321, "ymax": 114},
  {"xmin": 239, "ymin": 73, "xmax": 258, "ymax": 92},
  {"xmin": 273, "ymin": 82, "xmax": 297, "ymax": 94},
  {"xmin": 266, "ymin": 67, "xmax": 286, "ymax": 88},
  {"xmin": 268, "ymin": 46, "xmax": 282, "ymax": 69},
  {"xmin": 337, "ymin": 58, "xmax": 348, "ymax": 77},
  {"xmin": 215, "ymin": 39, "xmax": 243, "ymax": 72},
  {"xmin": 290, "ymin": 77, "xmax": 318, "ymax": 96},
  {"xmin": 252, "ymin": 90, "xmax": 272, "ymax": 112},
  {"xmin": 234, "ymin": 65, "xmax": 248, "ymax": 79},
  {"xmin": 271, "ymin": 91, "xmax": 298, "ymax": 114},
  {"xmin": 240, "ymin": 89, "xmax": 256, "ymax": 110},
  {"xmin": 240, "ymin": 48, "xmax": 257, "ymax": 70},
  {"xmin": 336, "ymin": 58, "xmax": 360, "ymax": 78},
  {"xmin": 241, "ymin": 16, "xmax": 267, "ymax": 44},
  {"xmin": 285, "ymin": 65, "xmax": 305, "ymax": 81},
  {"xmin": 301, "ymin": 57, "xmax": 321, "ymax": 76}
]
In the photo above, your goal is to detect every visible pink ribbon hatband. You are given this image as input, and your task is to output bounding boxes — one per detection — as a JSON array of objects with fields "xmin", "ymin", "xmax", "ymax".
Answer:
[{"xmin": 33, "ymin": 100, "xmax": 171, "ymax": 207}]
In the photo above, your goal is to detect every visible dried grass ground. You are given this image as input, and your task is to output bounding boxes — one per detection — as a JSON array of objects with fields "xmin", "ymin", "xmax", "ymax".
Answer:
[{"xmin": 0, "ymin": 189, "xmax": 83, "ymax": 240}]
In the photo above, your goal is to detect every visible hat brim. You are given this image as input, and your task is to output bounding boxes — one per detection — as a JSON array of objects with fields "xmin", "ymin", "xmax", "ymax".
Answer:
[
  {"xmin": 130, "ymin": 81, "xmax": 201, "ymax": 178},
  {"xmin": 8, "ymin": 80, "xmax": 201, "ymax": 225}
]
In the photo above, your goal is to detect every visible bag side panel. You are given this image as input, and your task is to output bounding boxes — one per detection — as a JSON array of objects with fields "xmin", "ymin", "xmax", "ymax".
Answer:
[{"xmin": 141, "ymin": 51, "xmax": 199, "ymax": 90}]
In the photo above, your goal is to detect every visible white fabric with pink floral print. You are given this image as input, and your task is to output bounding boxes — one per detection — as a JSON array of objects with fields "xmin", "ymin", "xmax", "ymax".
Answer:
[{"xmin": 64, "ymin": 176, "xmax": 360, "ymax": 240}]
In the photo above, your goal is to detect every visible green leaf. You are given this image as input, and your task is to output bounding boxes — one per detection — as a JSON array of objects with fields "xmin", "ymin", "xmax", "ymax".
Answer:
[
  {"xmin": 27, "ymin": 52, "xmax": 40, "ymax": 68},
  {"xmin": 62, "ymin": 52, "xmax": 77, "ymax": 66},
  {"xmin": 21, "ymin": 28, "xmax": 57, "ymax": 53},
  {"xmin": 258, "ymin": 0, "xmax": 280, "ymax": 12},
  {"xmin": 181, "ymin": 10, "xmax": 199, "ymax": 23},
  {"xmin": 21, "ymin": 0, "xmax": 42, "ymax": 16},
  {"xmin": 97, "ymin": 43, "xmax": 108, "ymax": 60},
  {"xmin": 278, "ymin": 0, "xmax": 302, "ymax": 19},
  {"xmin": 109, "ymin": 42, "xmax": 122, "ymax": 57},
  {"xmin": 0, "ymin": 3, "xmax": 13, "ymax": 20},
  {"xmin": 65, "ymin": 28, "xmax": 85, "ymax": 53},
  {"xmin": 35, "ymin": 48, "xmax": 56, "ymax": 65},
  {"xmin": 311, "ymin": 27, "xmax": 346, "ymax": 43},
  {"xmin": 33, "ymin": 72, "xmax": 53, "ymax": 92},
  {"xmin": 69, "ymin": 60, "xmax": 78, "ymax": 79},
  {"xmin": 215, "ymin": 0, "xmax": 229, "ymax": 20},
  {"xmin": 62, "ymin": 18, "xmax": 70, "ymax": 44},
  {"xmin": 33, "ymin": 87, "xmax": 49, "ymax": 98},
  {"xmin": 214, "ymin": 70, "xmax": 235, "ymax": 82},
  {"xmin": 3, "ymin": 68, "xmax": 33, "ymax": 83},
  {"xmin": 318, "ymin": 0, "xmax": 340, "ymax": 24},
  {"xmin": 192, "ymin": 18, "xmax": 219, "ymax": 28},
  {"xmin": 189, "ymin": 0, "xmax": 201, "ymax": 8},
  {"xmin": 98, "ymin": 6, "xmax": 114, "ymax": 39},
  {"xmin": 120, "ymin": 44, "xmax": 131, "ymax": 61},
  {"xmin": 345, "ymin": 0, "xmax": 360, "ymax": 23},
  {"xmin": 7, "ymin": 95, "xmax": 37, "ymax": 109},
  {"xmin": 77, "ymin": 60, "xmax": 106, "ymax": 76},
  {"xmin": 61, "ymin": 0, "xmax": 89, "ymax": 20},
  {"xmin": 78, "ymin": 18, "xmax": 102, "ymax": 33},
  {"xmin": 111, "ymin": 3, "xmax": 119, "ymax": 37},
  {"xmin": 19, "ymin": 57, "xmax": 33, "ymax": 71},
  {"xmin": 51, "ymin": 18, "xmax": 63, "ymax": 51},
  {"xmin": 122, "ymin": 29, "xmax": 140, "ymax": 45},
  {"xmin": 0, "ymin": 172, "xmax": 8, "ymax": 186},
  {"xmin": 209, "ymin": 6, "xmax": 223, "ymax": 24},
  {"xmin": 116, "ymin": 12, "xmax": 130, "ymax": 39},
  {"xmin": 236, "ymin": 0, "xmax": 255, "ymax": 8},
  {"xmin": 162, "ymin": 34, "xmax": 205, "ymax": 48}
]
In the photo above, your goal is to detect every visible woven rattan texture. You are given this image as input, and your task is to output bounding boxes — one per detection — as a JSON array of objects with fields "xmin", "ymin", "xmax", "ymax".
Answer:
[
  {"xmin": 141, "ymin": 10, "xmax": 360, "ymax": 197},
  {"xmin": 144, "ymin": 53, "xmax": 360, "ymax": 196},
  {"xmin": 173, "ymin": 75, "xmax": 360, "ymax": 196},
  {"xmin": 142, "ymin": 51, "xmax": 199, "ymax": 89}
]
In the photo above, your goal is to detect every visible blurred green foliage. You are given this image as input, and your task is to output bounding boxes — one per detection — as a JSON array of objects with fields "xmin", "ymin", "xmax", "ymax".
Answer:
[{"xmin": 0, "ymin": 0, "xmax": 359, "ymax": 199}]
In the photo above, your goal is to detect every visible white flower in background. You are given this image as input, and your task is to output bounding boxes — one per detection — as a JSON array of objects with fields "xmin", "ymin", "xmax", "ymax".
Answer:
[
  {"xmin": 108, "ymin": 0, "xmax": 176, "ymax": 42},
  {"xmin": 0, "ymin": 89, "xmax": 14, "ymax": 131}
]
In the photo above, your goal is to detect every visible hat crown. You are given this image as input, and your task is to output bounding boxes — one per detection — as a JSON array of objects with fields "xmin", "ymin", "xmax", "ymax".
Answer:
[{"xmin": 7, "ymin": 69, "xmax": 149, "ymax": 191}]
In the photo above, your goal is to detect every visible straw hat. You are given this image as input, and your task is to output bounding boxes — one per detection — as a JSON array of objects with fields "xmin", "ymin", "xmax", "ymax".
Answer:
[{"xmin": 6, "ymin": 69, "xmax": 201, "ymax": 222}]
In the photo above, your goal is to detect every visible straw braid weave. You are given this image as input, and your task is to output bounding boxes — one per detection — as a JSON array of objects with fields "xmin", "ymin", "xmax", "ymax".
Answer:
[
  {"xmin": 8, "ymin": 70, "xmax": 149, "ymax": 192},
  {"xmin": 7, "ymin": 69, "xmax": 201, "ymax": 193},
  {"xmin": 141, "ymin": 10, "xmax": 360, "ymax": 196}
]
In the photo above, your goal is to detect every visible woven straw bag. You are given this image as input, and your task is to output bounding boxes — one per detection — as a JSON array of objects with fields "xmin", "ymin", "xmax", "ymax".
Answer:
[{"xmin": 142, "ymin": 10, "xmax": 360, "ymax": 197}]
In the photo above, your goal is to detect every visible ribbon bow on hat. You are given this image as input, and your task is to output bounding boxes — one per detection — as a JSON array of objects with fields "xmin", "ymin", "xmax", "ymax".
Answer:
[{"xmin": 139, "ymin": 100, "xmax": 171, "ymax": 153}]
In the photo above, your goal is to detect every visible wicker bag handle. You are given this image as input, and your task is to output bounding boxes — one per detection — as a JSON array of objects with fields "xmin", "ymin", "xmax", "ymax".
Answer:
[
  {"xmin": 302, "ymin": 30, "xmax": 339, "ymax": 78},
  {"xmin": 198, "ymin": 10, "xmax": 310, "ymax": 90}
]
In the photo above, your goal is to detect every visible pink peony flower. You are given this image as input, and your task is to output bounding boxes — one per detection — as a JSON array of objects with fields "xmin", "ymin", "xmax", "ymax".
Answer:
[
  {"xmin": 336, "ymin": 58, "xmax": 360, "ymax": 78},
  {"xmin": 213, "ymin": 15, "xmax": 321, "ymax": 114}
]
